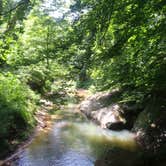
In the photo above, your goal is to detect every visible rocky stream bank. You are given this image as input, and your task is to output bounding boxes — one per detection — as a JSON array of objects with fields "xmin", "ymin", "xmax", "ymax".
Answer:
[{"xmin": 79, "ymin": 91, "xmax": 166, "ymax": 165}]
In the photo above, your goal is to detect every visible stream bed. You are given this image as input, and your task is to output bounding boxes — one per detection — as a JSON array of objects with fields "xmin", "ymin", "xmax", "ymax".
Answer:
[{"xmin": 11, "ymin": 103, "xmax": 143, "ymax": 166}]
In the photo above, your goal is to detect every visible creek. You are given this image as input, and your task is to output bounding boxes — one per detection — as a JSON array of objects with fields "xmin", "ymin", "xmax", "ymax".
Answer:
[{"xmin": 11, "ymin": 103, "xmax": 141, "ymax": 166}]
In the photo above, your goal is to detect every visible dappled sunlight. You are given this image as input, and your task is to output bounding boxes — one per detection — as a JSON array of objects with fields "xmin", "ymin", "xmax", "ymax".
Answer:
[{"xmin": 1, "ymin": 0, "xmax": 165, "ymax": 165}]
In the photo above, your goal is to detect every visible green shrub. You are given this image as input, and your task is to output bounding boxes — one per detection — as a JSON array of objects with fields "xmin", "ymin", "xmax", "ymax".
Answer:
[
  {"xmin": 27, "ymin": 68, "xmax": 47, "ymax": 93},
  {"xmin": 14, "ymin": 65, "xmax": 47, "ymax": 93},
  {"xmin": 15, "ymin": 62, "xmax": 70, "ymax": 94},
  {"xmin": 0, "ymin": 73, "xmax": 38, "ymax": 158}
]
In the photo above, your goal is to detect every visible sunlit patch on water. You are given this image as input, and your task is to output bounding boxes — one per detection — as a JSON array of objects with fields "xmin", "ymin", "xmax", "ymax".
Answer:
[{"xmin": 59, "ymin": 122, "xmax": 137, "ymax": 151}]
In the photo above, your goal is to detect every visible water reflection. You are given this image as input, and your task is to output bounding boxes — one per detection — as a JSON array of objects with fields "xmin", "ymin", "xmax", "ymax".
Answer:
[{"xmin": 12, "ymin": 105, "xmax": 140, "ymax": 166}]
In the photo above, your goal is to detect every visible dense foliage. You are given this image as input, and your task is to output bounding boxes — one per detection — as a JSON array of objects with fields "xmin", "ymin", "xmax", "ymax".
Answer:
[
  {"xmin": 70, "ymin": 0, "xmax": 166, "ymax": 100},
  {"xmin": 0, "ymin": 73, "xmax": 38, "ymax": 157},
  {"xmin": 0, "ymin": 0, "xmax": 165, "ymax": 159}
]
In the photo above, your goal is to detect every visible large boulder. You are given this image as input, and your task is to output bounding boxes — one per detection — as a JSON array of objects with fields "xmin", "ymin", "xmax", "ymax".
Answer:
[
  {"xmin": 90, "ymin": 104, "xmax": 126, "ymax": 129},
  {"xmin": 79, "ymin": 92, "xmax": 114, "ymax": 116},
  {"xmin": 79, "ymin": 91, "xmax": 126, "ymax": 130}
]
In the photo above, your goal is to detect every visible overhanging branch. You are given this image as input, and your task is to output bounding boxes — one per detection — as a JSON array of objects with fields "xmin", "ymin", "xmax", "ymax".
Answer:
[{"xmin": 0, "ymin": 0, "xmax": 30, "ymax": 16}]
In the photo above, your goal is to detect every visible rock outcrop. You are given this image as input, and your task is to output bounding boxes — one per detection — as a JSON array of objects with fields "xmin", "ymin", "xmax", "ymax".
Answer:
[
  {"xmin": 79, "ymin": 91, "xmax": 127, "ymax": 130},
  {"xmin": 133, "ymin": 97, "xmax": 166, "ymax": 153},
  {"xmin": 132, "ymin": 97, "xmax": 166, "ymax": 165},
  {"xmin": 80, "ymin": 91, "xmax": 166, "ymax": 165}
]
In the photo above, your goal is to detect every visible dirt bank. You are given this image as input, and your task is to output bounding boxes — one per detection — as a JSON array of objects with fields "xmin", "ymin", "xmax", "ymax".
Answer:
[{"xmin": 0, "ymin": 99, "xmax": 56, "ymax": 166}]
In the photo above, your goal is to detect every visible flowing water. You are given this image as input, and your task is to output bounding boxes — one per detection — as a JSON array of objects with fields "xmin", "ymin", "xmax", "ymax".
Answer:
[{"xmin": 11, "ymin": 103, "xmax": 143, "ymax": 166}]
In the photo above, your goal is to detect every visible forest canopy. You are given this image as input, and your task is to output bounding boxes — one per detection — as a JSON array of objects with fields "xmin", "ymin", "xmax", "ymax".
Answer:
[{"xmin": 0, "ymin": 0, "xmax": 166, "ymax": 159}]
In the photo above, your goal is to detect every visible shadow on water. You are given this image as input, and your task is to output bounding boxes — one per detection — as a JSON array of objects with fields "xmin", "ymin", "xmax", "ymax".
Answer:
[{"xmin": 12, "ymin": 104, "xmax": 144, "ymax": 166}]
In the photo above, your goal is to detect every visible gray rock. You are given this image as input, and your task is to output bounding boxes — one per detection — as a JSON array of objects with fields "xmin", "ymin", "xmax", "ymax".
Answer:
[
  {"xmin": 79, "ymin": 92, "xmax": 112, "ymax": 113},
  {"xmin": 79, "ymin": 91, "xmax": 126, "ymax": 130},
  {"xmin": 90, "ymin": 104, "xmax": 126, "ymax": 128}
]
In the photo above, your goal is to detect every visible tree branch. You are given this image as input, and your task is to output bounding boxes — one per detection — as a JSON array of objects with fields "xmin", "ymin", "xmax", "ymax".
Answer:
[{"xmin": 0, "ymin": 0, "xmax": 30, "ymax": 16}]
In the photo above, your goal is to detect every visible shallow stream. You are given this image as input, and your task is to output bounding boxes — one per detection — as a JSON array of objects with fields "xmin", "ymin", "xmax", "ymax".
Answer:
[{"xmin": 12, "ymin": 104, "xmax": 142, "ymax": 166}]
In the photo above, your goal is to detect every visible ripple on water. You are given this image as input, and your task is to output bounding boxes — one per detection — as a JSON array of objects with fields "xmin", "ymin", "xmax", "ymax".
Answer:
[{"xmin": 54, "ymin": 150, "xmax": 94, "ymax": 166}]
